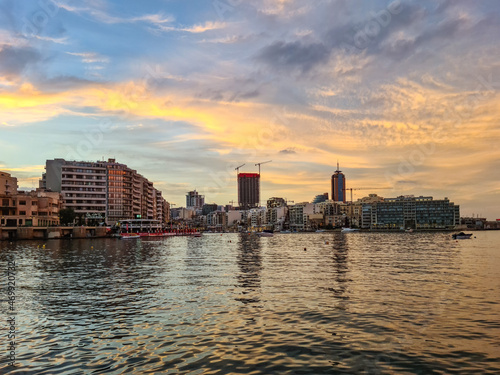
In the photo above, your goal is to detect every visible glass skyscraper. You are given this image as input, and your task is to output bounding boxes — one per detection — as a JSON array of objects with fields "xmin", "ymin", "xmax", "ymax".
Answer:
[{"xmin": 331, "ymin": 162, "xmax": 346, "ymax": 203}]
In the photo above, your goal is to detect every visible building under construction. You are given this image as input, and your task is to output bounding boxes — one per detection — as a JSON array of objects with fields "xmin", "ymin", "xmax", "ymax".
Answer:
[{"xmin": 238, "ymin": 173, "xmax": 260, "ymax": 209}]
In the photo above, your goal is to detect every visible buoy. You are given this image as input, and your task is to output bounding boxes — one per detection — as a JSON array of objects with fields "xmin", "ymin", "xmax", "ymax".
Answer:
[
  {"xmin": 91, "ymin": 246, "xmax": 93, "ymax": 249},
  {"xmin": 304, "ymin": 247, "xmax": 307, "ymax": 251},
  {"xmin": 42, "ymin": 244, "xmax": 45, "ymax": 248},
  {"xmin": 325, "ymin": 241, "xmax": 329, "ymax": 244}
]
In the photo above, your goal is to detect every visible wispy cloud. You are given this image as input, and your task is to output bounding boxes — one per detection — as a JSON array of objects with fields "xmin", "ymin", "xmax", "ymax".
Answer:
[
  {"xmin": 66, "ymin": 51, "xmax": 109, "ymax": 64},
  {"xmin": 55, "ymin": 1, "xmax": 173, "ymax": 26},
  {"xmin": 156, "ymin": 21, "xmax": 226, "ymax": 34}
]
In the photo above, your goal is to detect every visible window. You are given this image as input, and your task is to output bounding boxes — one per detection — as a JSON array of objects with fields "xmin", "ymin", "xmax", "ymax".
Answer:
[
  {"xmin": 19, "ymin": 211, "xmax": 26, "ymax": 215},
  {"xmin": 19, "ymin": 200, "xmax": 26, "ymax": 205},
  {"xmin": 32, "ymin": 201, "xmax": 38, "ymax": 205}
]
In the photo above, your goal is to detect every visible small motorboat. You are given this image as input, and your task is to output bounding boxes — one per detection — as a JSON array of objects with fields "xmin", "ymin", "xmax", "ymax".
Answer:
[
  {"xmin": 452, "ymin": 232, "xmax": 473, "ymax": 240},
  {"xmin": 341, "ymin": 227, "xmax": 360, "ymax": 233},
  {"xmin": 257, "ymin": 230, "xmax": 274, "ymax": 237},
  {"xmin": 121, "ymin": 233, "xmax": 140, "ymax": 239},
  {"xmin": 315, "ymin": 229, "xmax": 326, "ymax": 233}
]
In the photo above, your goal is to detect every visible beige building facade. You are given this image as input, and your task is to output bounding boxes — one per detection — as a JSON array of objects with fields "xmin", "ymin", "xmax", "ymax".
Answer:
[{"xmin": 40, "ymin": 159, "xmax": 168, "ymax": 225}]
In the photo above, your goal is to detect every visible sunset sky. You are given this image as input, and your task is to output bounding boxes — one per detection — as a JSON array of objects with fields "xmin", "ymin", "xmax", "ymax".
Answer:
[{"xmin": 1, "ymin": 0, "xmax": 499, "ymax": 219}]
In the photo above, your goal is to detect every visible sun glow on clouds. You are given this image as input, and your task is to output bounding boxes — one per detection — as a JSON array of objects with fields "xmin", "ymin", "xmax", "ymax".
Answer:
[{"xmin": 1, "ymin": 0, "xmax": 500, "ymax": 217}]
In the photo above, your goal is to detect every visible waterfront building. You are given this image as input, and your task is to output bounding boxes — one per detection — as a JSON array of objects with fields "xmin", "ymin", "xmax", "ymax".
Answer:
[
  {"xmin": 267, "ymin": 197, "xmax": 286, "ymax": 208},
  {"xmin": 339, "ymin": 202, "xmax": 363, "ymax": 228},
  {"xmin": 40, "ymin": 159, "xmax": 167, "ymax": 225},
  {"xmin": 207, "ymin": 210, "xmax": 228, "ymax": 230},
  {"xmin": 202, "ymin": 203, "xmax": 218, "ymax": 216},
  {"xmin": 331, "ymin": 162, "xmax": 346, "ymax": 203},
  {"xmin": 324, "ymin": 214, "xmax": 346, "ymax": 228},
  {"xmin": 238, "ymin": 173, "xmax": 260, "ymax": 209},
  {"xmin": 0, "ymin": 171, "xmax": 18, "ymax": 195},
  {"xmin": 171, "ymin": 207, "xmax": 195, "ymax": 220},
  {"xmin": 1, "ymin": 189, "xmax": 61, "ymax": 227},
  {"xmin": 227, "ymin": 210, "xmax": 242, "ymax": 227},
  {"xmin": 249, "ymin": 207, "xmax": 267, "ymax": 228},
  {"xmin": 266, "ymin": 206, "xmax": 287, "ymax": 230},
  {"xmin": 361, "ymin": 195, "xmax": 460, "ymax": 230},
  {"xmin": 186, "ymin": 190, "xmax": 205, "ymax": 209},
  {"xmin": 460, "ymin": 216, "xmax": 487, "ymax": 229},
  {"xmin": 289, "ymin": 202, "xmax": 314, "ymax": 231},
  {"xmin": 314, "ymin": 200, "xmax": 340, "ymax": 215},
  {"xmin": 312, "ymin": 193, "xmax": 329, "ymax": 204},
  {"xmin": 314, "ymin": 200, "xmax": 346, "ymax": 228}
]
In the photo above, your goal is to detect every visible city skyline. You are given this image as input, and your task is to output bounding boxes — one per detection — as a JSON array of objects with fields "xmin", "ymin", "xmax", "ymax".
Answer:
[{"xmin": 1, "ymin": 1, "xmax": 499, "ymax": 219}]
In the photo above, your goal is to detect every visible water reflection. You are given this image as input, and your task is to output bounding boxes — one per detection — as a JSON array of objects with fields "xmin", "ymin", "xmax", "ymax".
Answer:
[
  {"xmin": 235, "ymin": 234, "xmax": 262, "ymax": 305},
  {"xmin": 1, "ymin": 233, "xmax": 499, "ymax": 374},
  {"xmin": 24, "ymin": 239, "xmax": 168, "ymax": 369},
  {"xmin": 330, "ymin": 233, "xmax": 350, "ymax": 301}
]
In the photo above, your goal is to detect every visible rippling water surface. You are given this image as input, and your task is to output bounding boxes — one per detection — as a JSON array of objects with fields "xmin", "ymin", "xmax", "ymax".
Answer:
[{"xmin": 1, "ymin": 231, "xmax": 499, "ymax": 374}]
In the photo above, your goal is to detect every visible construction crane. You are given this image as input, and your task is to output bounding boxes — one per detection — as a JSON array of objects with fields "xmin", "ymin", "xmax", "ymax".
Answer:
[
  {"xmin": 255, "ymin": 160, "xmax": 272, "ymax": 175},
  {"xmin": 346, "ymin": 187, "xmax": 391, "ymax": 203},
  {"xmin": 234, "ymin": 164, "xmax": 245, "ymax": 208},
  {"xmin": 235, "ymin": 164, "xmax": 245, "ymax": 175},
  {"xmin": 255, "ymin": 161, "xmax": 272, "ymax": 207}
]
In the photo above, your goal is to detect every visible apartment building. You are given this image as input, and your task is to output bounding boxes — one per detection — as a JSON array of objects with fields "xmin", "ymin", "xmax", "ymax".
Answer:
[
  {"xmin": 41, "ymin": 159, "xmax": 168, "ymax": 225},
  {"xmin": 0, "ymin": 171, "xmax": 18, "ymax": 195},
  {"xmin": 289, "ymin": 202, "xmax": 314, "ymax": 231},
  {"xmin": 1, "ymin": 190, "xmax": 61, "ymax": 227},
  {"xmin": 361, "ymin": 195, "xmax": 460, "ymax": 230}
]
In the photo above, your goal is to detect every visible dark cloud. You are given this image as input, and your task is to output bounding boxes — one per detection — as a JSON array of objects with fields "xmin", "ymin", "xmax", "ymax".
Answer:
[
  {"xmin": 196, "ymin": 87, "xmax": 260, "ymax": 102},
  {"xmin": 255, "ymin": 40, "xmax": 330, "ymax": 73},
  {"xmin": 0, "ymin": 45, "xmax": 41, "ymax": 78},
  {"xmin": 324, "ymin": 3, "xmax": 425, "ymax": 54},
  {"xmin": 36, "ymin": 75, "xmax": 95, "ymax": 91},
  {"xmin": 279, "ymin": 149, "xmax": 296, "ymax": 154}
]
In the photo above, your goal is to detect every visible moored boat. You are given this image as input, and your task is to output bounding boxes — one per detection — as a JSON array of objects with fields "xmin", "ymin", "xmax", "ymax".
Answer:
[
  {"xmin": 341, "ymin": 227, "xmax": 360, "ymax": 233},
  {"xmin": 121, "ymin": 233, "xmax": 140, "ymax": 239},
  {"xmin": 452, "ymin": 232, "xmax": 473, "ymax": 239}
]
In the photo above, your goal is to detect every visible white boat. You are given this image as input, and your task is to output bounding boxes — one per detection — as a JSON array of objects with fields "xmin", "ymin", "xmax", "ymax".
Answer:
[
  {"xmin": 341, "ymin": 228, "xmax": 360, "ymax": 233},
  {"xmin": 121, "ymin": 233, "xmax": 140, "ymax": 239},
  {"xmin": 316, "ymin": 229, "xmax": 326, "ymax": 233},
  {"xmin": 280, "ymin": 230, "xmax": 291, "ymax": 234}
]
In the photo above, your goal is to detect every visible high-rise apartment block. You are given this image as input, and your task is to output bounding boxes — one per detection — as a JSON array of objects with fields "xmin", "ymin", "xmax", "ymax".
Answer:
[
  {"xmin": 40, "ymin": 159, "xmax": 168, "ymax": 225},
  {"xmin": 238, "ymin": 173, "xmax": 260, "ymax": 209},
  {"xmin": 186, "ymin": 190, "xmax": 205, "ymax": 209}
]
